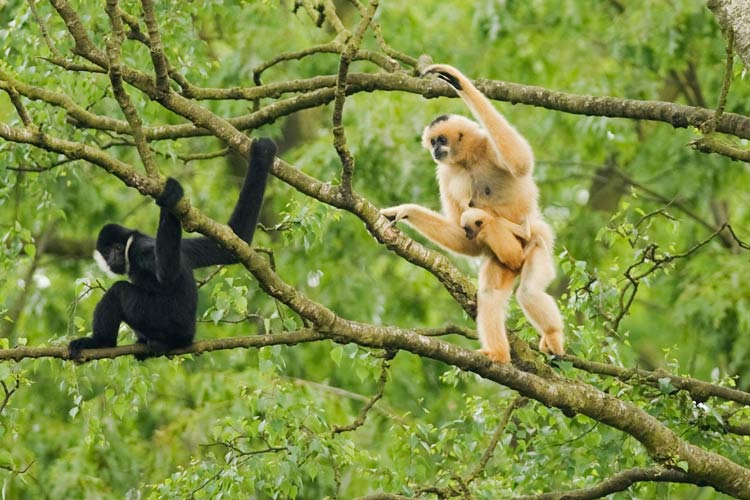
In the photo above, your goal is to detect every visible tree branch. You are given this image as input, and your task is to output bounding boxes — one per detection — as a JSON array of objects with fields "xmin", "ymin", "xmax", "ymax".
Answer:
[
  {"xmin": 331, "ymin": 0, "xmax": 378, "ymax": 201},
  {"xmin": 0, "ymin": 329, "xmax": 326, "ymax": 362},
  {"xmin": 104, "ymin": 0, "xmax": 159, "ymax": 177},
  {"xmin": 563, "ymin": 353, "xmax": 750, "ymax": 406},
  {"xmin": 511, "ymin": 466, "xmax": 694, "ymax": 500},
  {"xmin": 332, "ymin": 349, "xmax": 392, "ymax": 434},
  {"xmin": 707, "ymin": 0, "xmax": 750, "ymax": 69},
  {"xmin": 464, "ymin": 397, "xmax": 527, "ymax": 484}
]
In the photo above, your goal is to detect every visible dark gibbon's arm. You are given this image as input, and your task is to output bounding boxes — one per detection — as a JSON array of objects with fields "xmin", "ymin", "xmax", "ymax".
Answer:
[
  {"xmin": 183, "ymin": 138, "xmax": 277, "ymax": 268},
  {"xmin": 153, "ymin": 177, "xmax": 184, "ymax": 285}
]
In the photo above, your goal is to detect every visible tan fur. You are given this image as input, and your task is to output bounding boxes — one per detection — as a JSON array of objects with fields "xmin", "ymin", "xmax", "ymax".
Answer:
[
  {"xmin": 460, "ymin": 208, "xmax": 530, "ymax": 271},
  {"xmin": 381, "ymin": 64, "xmax": 564, "ymax": 362}
]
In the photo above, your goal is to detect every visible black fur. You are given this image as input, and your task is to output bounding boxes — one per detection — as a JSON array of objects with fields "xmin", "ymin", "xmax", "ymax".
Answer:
[
  {"xmin": 437, "ymin": 72, "xmax": 462, "ymax": 90},
  {"xmin": 69, "ymin": 138, "xmax": 277, "ymax": 359},
  {"xmin": 429, "ymin": 114, "xmax": 451, "ymax": 127}
]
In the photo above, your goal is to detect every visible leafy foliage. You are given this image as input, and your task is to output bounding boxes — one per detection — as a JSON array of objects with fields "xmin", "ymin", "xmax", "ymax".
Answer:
[{"xmin": 1, "ymin": 1, "xmax": 749, "ymax": 499}]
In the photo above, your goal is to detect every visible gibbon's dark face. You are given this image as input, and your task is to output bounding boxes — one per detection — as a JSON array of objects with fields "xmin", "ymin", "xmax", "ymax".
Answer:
[
  {"xmin": 430, "ymin": 134, "xmax": 449, "ymax": 160},
  {"xmin": 94, "ymin": 223, "xmax": 133, "ymax": 275},
  {"xmin": 422, "ymin": 114, "xmax": 486, "ymax": 166},
  {"xmin": 459, "ymin": 207, "xmax": 489, "ymax": 240},
  {"xmin": 463, "ymin": 218, "xmax": 483, "ymax": 240},
  {"xmin": 423, "ymin": 115, "xmax": 453, "ymax": 162}
]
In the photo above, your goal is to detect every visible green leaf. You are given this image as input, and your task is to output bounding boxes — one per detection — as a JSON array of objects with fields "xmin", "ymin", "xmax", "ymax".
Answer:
[
  {"xmin": 330, "ymin": 345, "xmax": 343, "ymax": 366},
  {"xmin": 657, "ymin": 377, "xmax": 677, "ymax": 395}
]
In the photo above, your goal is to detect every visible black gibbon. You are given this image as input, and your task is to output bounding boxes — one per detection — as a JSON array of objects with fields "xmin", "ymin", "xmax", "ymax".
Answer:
[
  {"xmin": 68, "ymin": 138, "xmax": 277, "ymax": 358},
  {"xmin": 381, "ymin": 64, "xmax": 563, "ymax": 363}
]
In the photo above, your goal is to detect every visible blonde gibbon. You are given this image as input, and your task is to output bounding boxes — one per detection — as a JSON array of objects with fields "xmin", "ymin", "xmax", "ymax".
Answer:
[
  {"xmin": 460, "ymin": 208, "xmax": 530, "ymax": 272},
  {"xmin": 381, "ymin": 64, "xmax": 564, "ymax": 363}
]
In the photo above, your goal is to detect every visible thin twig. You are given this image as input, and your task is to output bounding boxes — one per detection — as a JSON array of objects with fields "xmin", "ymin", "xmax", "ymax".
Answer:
[
  {"xmin": 27, "ymin": 0, "xmax": 61, "ymax": 57},
  {"xmin": 0, "ymin": 378, "xmax": 21, "ymax": 416},
  {"xmin": 104, "ymin": 0, "xmax": 160, "ymax": 177},
  {"xmin": 464, "ymin": 397, "xmax": 527, "ymax": 485},
  {"xmin": 510, "ymin": 466, "xmax": 692, "ymax": 500},
  {"xmin": 332, "ymin": 350, "xmax": 395, "ymax": 434},
  {"xmin": 139, "ymin": 0, "xmax": 171, "ymax": 96},
  {"xmin": 331, "ymin": 0, "xmax": 379, "ymax": 201}
]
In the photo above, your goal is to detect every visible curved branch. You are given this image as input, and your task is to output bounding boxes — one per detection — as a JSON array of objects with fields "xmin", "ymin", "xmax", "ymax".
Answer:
[
  {"xmin": 511, "ymin": 466, "xmax": 694, "ymax": 500},
  {"xmin": 564, "ymin": 353, "xmax": 750, "ymax": 406}
]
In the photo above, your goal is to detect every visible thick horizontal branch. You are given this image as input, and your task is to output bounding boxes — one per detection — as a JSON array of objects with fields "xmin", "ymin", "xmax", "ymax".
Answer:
[
  {"xmin": 9, "ymin": 70, "xmax": 750, "ymax": 146},
  {"xmin": 0, "ymin": 324, "xmax": 477, "ymax": 362},
  {"xmin": 187, "ymin": 72, "xmax": 750, "ymax": 141},
  {"xmin": 511, "ymin": 466, "xmax": 694, "ymax": 500},
  {"xmin": 0, "ymin": 330, "xmax": 326, "ymax": 362}
]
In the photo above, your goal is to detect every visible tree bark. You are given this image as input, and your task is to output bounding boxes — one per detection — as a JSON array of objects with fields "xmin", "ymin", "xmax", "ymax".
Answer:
[{"xmin": 707, "ymin": 0, "xmax": 750, "ymax": 69}]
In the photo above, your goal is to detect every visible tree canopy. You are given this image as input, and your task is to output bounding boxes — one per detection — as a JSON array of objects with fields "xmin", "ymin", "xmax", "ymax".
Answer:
[{"xmin": 1, "ymin": 1, "xmax": 750, "ymax": 499}]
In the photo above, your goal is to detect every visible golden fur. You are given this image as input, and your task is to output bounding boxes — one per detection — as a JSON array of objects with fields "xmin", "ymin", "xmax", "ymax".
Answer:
[
  {"xmin": 460, "ymin": 207, "xmax": 529, "ymax": 272},
  {"xmin": 381, "ymin": 64, "xmax": 564, "ymax": 363}
]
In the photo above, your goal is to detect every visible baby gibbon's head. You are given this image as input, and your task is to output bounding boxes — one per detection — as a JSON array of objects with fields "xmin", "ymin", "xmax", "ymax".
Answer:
[
  {"xmin": 459, "ymin": 207, "xmax": 491, "ymax": 240},
  {"xmin": 422, "ymin": 114, "xmax": 485, "ymax": 166}
]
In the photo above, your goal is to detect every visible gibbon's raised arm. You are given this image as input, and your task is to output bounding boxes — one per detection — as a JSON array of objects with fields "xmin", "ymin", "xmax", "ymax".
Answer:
[
  {"xmin": 183, "ymin": 138, "xmax": 276, "ymax": 268},
  {"xmin": 423, "ymin": 64, "xmax": 534, "ymax": 178},
  {"xmin": 154, "ymin": 178, "xmax": 184, "ymax": 285},
  {"xmin": 69, "ymin": 138, "xmax": 278, "ymax": 359}
]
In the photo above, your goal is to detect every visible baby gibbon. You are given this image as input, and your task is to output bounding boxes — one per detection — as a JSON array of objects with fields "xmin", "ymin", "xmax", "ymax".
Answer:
[
  {"xmin": 382, "ymin": 64, "xmax": 564, "ymax": 363},
  {"xmin": 460, "ymin": 208, "xmax": 530, "ymax": 272}
]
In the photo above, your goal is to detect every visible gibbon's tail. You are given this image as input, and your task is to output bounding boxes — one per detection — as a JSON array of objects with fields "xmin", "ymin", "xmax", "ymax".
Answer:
[{"xmin": 184, "ymin": 137, "xmax": 276, "ymax": 268}]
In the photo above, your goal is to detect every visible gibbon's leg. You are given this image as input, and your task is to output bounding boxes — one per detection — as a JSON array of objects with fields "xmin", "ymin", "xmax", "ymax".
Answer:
[
  {"xmin": 381, "ymin": 203, "xmax": 482, "ymax": 256},
  {"xmin": 515, "ymin": 240, "xmax": 564, "ymax": 355},
  {"xmin": 476, "ymin": 257, "xmax": 516, "ymax": 363},
  {"xmin": 69, "ymin": 281, "xmax": 131, "ymax": 356},
  {"xmin": 423, "ymin": 64, "xmax": 533, "ymax": 177}
]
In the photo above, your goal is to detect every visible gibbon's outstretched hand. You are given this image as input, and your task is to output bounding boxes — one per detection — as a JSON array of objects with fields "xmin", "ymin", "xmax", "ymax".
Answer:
[
  {"xmin": 382, "ymin": 64, "xmax": 564, "ymax": 363},
  {"xmin": 69, "ymin": 138, "xmax": 277, "ymax": 360}
]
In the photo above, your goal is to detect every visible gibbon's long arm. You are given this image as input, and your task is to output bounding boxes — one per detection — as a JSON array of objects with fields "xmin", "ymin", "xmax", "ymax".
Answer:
[
  {"xmin": 155, "ymin": 207, "xmax": 182, "ymax": 284},
  {"xmin": 154, "ymin": 178, "xmax": 184, "ymax": 285},
  {"xmin": 183, "ymin": 138, "xmax": 276, "ymax": 268},
  {"xmin": 423, "ymin": 64, "xmax": 534, "ymax": 177},
  {"xmin": 381, "ymin": 203, "xmax": 483, "ymax": 256}
]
